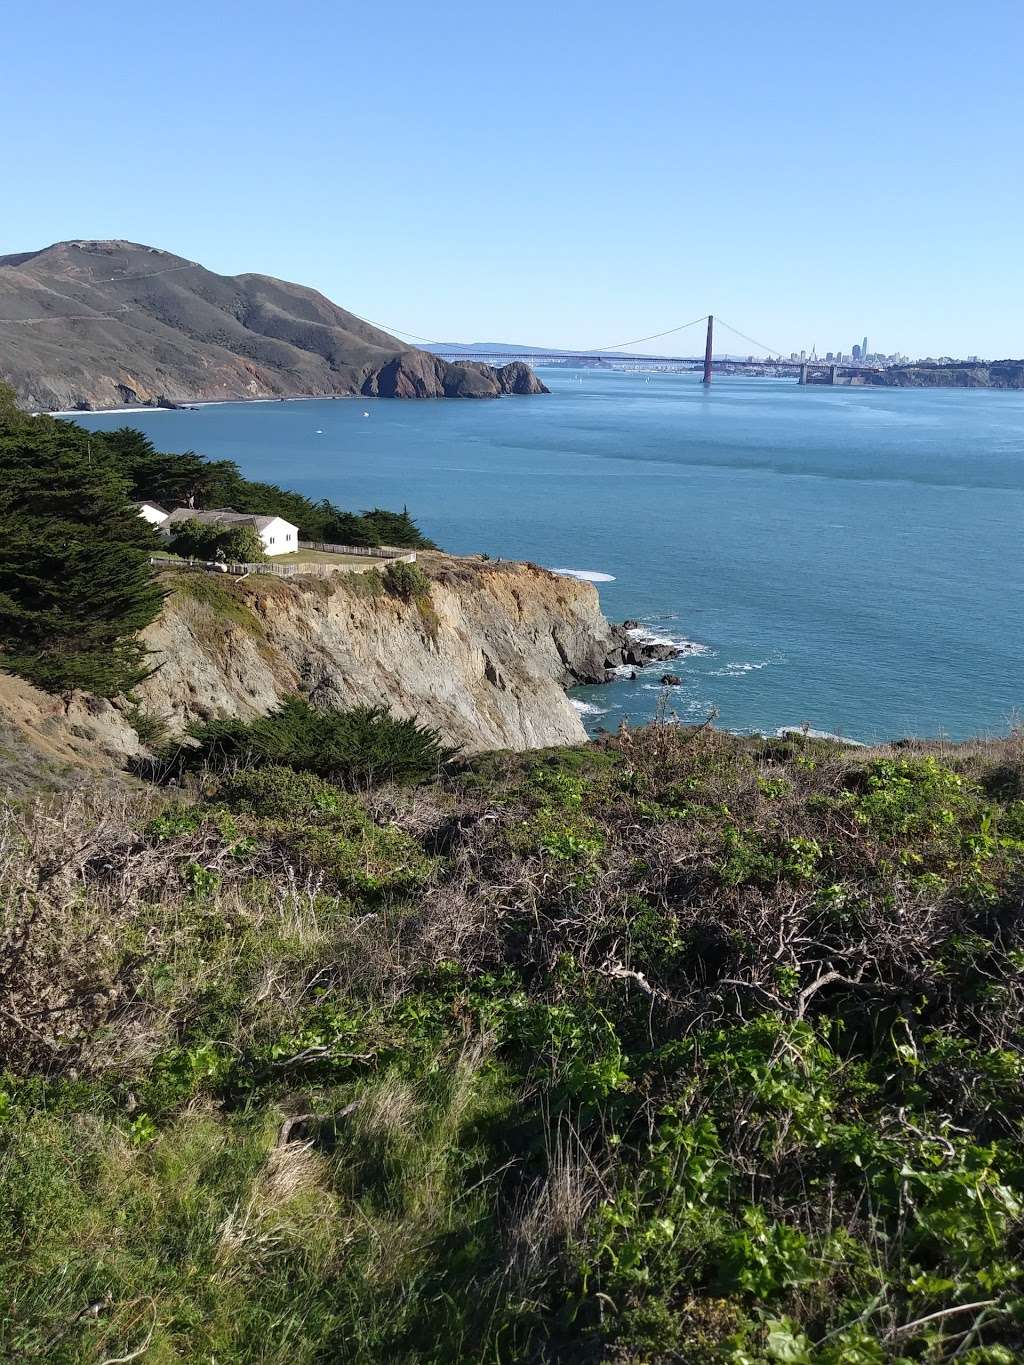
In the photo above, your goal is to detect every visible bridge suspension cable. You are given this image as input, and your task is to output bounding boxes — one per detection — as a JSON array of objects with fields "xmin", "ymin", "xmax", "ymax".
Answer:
[
  {"xmin": 347, "ymin": 315, "xmax": 444, "ymax": 345},
  {"xmin": 592, "ymin": 315, "xmax": 709, "ymax": 353},
  {"xmin": 713, "ymin": 316, "xmax": 786, "ymax": 359}
]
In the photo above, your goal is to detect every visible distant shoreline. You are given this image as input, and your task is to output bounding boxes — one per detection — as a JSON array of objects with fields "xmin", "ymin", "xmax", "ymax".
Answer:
[
  {"xmin": 45, "ymin": 391, "xmax": 539, "ymax": 417},
  {"xmin": 45, "ymin": 394, "xmax": 360, "ymax": 417}
]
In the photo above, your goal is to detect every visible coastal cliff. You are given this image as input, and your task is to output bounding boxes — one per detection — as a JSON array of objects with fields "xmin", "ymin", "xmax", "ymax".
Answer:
[
  {"xmin": 0, "ymin": 557, "xmax": 633, "ymax": 787},
  {"xmin": 136, "ymin": 557, "xmax": 622, "ymax": 751},
  {"xmin": 808, "ymin": 361, "xmax": 1024, "ymax": 389},
  {"xmin": 0, "ymin": 240, "xmax": 548, "ymax": 411}
]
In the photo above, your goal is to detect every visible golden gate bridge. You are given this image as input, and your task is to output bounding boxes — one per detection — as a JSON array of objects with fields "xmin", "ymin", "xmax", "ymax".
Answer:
[{"xmin": 378, "ymin": 314, "xmax": 882, "ymax": 385}]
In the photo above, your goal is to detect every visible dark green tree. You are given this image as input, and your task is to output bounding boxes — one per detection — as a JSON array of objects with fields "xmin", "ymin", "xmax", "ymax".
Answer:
[
  {"xmin": 360, "ymin": 507, "xmax": 436, "ymax": 549},
  {"xmin": 96, "ymin": 425, "xmax": 435, "ymax": 547},
  {"xmin": 218, "ymin": 525, "xmax": 266, "ymax": 563},
  {"xmin": 169, "ymin": 519, "xmax": 266, "ymax": 563},
  {"xmin": 0, "ymin": 389, "xmax": 165, "ymax": 696}
]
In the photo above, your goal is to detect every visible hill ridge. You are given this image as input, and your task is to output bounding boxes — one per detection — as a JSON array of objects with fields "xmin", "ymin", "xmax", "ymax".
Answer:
[{"xmin": 0, "ymin": 240, "xmax": 547, "ymax": 410}]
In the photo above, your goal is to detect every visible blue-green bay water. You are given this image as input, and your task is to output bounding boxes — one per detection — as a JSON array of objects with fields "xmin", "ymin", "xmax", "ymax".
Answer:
[{"xmin": 75, "ymin": 371, "xmax": 1024, "ymax": 743}]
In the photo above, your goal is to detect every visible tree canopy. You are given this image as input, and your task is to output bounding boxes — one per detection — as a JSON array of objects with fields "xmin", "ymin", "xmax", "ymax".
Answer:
[
  {"xmin": 0, "ymin": 390, "xmax": 165, "ymax": 696},
  {"xmin": 169, "ymin": 519, "xmax": 266, "ymax": 564},
  {"xmin": 100, "ymin": 426, "xmax": 435, "ymax": 548},
  {"xmin": 0, "ymin": 387, "xmax": 435, "ymax": 697}
]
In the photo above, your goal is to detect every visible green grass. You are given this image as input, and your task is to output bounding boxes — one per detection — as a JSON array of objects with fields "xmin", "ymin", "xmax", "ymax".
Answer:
[
  {"xmin": 3, "ymin": 724, "xmax": 1024, "ymax": 1361},
  {"xmin": 273, "ymin": 549, "xmax": 395, "ymax": 566},
  {"xmin": 167, "ymin": 572, "xmax": 265, "ymax": 634}
]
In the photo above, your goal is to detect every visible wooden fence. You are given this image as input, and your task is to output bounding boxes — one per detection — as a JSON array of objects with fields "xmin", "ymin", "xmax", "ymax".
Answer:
[
  {"xmin": 149, "ymin": 552, "xmax": 414, "ymax": 579},
  {"xmin": 297, "ymin": 540, "xmax": 417, "ymax": 560}
]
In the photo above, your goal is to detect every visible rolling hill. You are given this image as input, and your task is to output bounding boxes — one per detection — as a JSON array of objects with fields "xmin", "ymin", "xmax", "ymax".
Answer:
[{"xmin": 0, "ymin": 240, "xmax": 547, "ymax": 411}]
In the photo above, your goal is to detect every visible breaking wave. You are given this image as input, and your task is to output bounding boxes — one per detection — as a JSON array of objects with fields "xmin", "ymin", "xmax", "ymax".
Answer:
[
  {"xmin": 551, "ymin": 568, "xmax": 616, "ymax": 583},
  {"xmin": 571, "ymin": 699, "xmax": 610, "ymax": 716}
]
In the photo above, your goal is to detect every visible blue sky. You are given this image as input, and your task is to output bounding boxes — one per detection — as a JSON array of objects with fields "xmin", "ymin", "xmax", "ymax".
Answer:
[{"xmin": 5, "ymin": 0, "xmax": 1022, "ymax": 358}]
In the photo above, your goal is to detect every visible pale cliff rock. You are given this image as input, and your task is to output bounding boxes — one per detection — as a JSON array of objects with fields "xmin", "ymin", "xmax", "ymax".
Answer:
[
  {"xmin": 0, "ymin": 557, "xmax": 623, "ymax": 789},
  {"xmin": 0, "ymin": 672, "xmax": 142, "ymax": 792},
  {"xmin": 135, "ymin": 556, "xmax": 619, "ymax": 751}
]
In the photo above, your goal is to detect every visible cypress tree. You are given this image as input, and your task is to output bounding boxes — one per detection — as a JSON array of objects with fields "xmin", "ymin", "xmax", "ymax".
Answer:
[{"xmin": 0, "ymin": 389, "xmax": 166, "ymax": 697}]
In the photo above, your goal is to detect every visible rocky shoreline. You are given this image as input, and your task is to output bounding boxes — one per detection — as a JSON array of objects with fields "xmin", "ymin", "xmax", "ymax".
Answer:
[{"xmin": 565, "ymin": 618, "xmax": 687, "ymax": 686}]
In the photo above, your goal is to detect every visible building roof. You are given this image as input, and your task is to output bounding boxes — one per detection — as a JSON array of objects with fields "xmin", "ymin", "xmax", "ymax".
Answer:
[
  {"xmin": 162, "ymin": 507, "xmax": 295, "ymax": 532},
  {"xmin": 133, "ymin": 499, "xmax": 168, "ymax": 513}
]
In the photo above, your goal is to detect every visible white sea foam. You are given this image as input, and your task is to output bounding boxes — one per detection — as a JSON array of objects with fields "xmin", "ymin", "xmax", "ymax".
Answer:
[
  {"xmin": 48, "ymin": 406, "xmax": 175, "ymax": 416},
  {"xmin": 707, "ymin": 659, "xmax": 775, "ymax": 678},
  {"xmin": 551, "ymin": 568, "xmax": 616, "ymax": 583},
  {"xmin": 626, "ymin": 626, "xmax": 712, "ymax": 658},
  {"xmin": 571, "ymin": 699, "xmax": 610, "ymax": 716}
]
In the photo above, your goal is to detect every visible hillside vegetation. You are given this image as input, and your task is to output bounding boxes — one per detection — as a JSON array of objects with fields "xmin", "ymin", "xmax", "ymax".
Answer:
[{"xmin": 3, "ymin": 717, "xmax": 1024, "ymax": 1362}]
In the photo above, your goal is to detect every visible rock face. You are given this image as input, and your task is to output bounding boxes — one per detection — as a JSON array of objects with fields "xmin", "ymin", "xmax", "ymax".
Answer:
[
  {"xmin": 0, "ymin": 240, "xmax": 549, "ymax": 412},
  {"xmin": 360, "ymin": 354, "xmax": 547, "ymax": 399},
  {"xmin": 130, "ymin": 557, "xmax": 623, "ymax": 753},
  {"xmin": 0, "ymin": 556, "xmax": 687, "ymax": 789}
]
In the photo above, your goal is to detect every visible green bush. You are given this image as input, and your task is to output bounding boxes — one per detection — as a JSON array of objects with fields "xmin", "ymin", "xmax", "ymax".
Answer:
[
  {"xmin": 383, "ymin": 560, "xmax": 430, "ymax": 601},
  {"xmin": 293, "ymin": 820, "xmax": 436, "ymax": 898},
  {"xmin": 215, "ymin": 765, "xmax": 351, "ymax": 818},
  {"xmin": 180, "ymin": 697, "xmax": 458, "ymax": 789},
  {"xmin": 170, "ymin": 519, "xmax": 266, "ymax": 564},
  {"xmin": 124, "ymin": 704, "xmax": 168, "ymax": 746}
]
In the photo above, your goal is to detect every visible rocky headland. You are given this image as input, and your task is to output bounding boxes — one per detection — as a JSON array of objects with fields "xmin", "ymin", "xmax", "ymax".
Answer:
[{"xmin": 808, "ymin": 360, "xmax": 1024, "ymax": 389}]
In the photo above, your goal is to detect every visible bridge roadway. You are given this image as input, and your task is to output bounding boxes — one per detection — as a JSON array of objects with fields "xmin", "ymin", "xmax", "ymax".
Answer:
[{"xmin": 434, "ymin": 350, "xmax": 882, "ymax": 376}]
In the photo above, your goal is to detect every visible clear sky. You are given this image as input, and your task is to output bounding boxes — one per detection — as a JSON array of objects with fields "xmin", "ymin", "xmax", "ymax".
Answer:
[{"xmin": 5, "ymin": 0, "xmax": 1023, "ymax": 359}]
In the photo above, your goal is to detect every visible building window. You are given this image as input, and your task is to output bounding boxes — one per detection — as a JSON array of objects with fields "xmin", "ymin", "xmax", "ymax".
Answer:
[{"xmin": 268, "ymin": 536, "xmax": 275, "ymax": 544}]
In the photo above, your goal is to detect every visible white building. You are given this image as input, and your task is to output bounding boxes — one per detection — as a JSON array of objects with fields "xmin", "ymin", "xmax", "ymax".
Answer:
[
  {"xmin": 133, "ymin": 500, "xmax": 170, "ymax": 526},
  {"xmin": 159, "ymin": 507, "xmax": 299, "ymax": 557}
]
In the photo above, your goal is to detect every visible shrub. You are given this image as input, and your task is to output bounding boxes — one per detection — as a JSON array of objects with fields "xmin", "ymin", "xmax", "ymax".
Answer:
[
  {"xmin": 180, "ymin": 697, "xmax": 459, "ymax": 789},
  {"xmin": 170, "ymin": 519, "xmax": 266, "ymax": 564},
  {"xmin": 215, "ymin": 766, "xmax": 350, "ymax": 818},
  {"xmin": 124, "ymin": 704, "xmax": 169, "ymax": 747},
  {"xmin": 169, "ymin": 517, "xmax": 219, "ymax": 560},
  {"xmin": 218, "ymin": 525, "xmax": 266, "ymax": 564},
  {"xmin": 383, "ymin": 560, "xmax": 430, "ymax": 601},
  {"xmin": 293, "ymin": 820, "xmax": 436, "ymax": 898}
]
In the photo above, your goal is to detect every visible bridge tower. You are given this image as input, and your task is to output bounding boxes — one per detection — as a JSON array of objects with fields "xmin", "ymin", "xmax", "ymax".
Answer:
[{"xmin": 703, "ymin": 314, "xmax": 714, "ymax": 385}]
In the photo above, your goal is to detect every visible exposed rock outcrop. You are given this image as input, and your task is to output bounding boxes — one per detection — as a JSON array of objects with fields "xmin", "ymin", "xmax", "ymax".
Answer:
[
  {"xmin": 0, "ymin": 556, "xmax": 627, "ymax": 788},
  {"xmin": 0, "ymin": 240, "xmax": 549, "ymax": 411},
  {"xmin": 132, "ymin": 557, "xmax": 623, "ymax": 752},
  {"xmin": 0, "ymin": 556, "xmax": 687, "ymax": 790}
]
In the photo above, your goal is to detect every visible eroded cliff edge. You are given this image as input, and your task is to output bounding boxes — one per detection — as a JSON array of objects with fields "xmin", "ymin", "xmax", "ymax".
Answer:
[{"xmin": 0, "ymin": 557, "xmax": 629, "ymax": 788}]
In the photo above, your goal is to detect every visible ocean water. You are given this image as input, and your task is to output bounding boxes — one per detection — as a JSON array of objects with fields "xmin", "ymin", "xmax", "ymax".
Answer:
[{"xmin": 74, "ymin": 371, "xmax": 1024, "ymax": 743}]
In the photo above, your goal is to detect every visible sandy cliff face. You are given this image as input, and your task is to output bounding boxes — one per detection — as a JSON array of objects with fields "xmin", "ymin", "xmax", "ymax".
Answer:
[
  {"xmin": 0, "ymin": 557, "xmax": 623, "ymax": 788},
  {"xmin": 136, "ymin": 557, "xmax": 618, "ymax": 752}
]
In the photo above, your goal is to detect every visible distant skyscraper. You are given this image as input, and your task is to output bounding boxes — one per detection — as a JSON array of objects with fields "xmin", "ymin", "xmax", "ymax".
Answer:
[
  {"xmin": 862, "ymin": 336, "xmax": 869, "ymax": 359},
  {"xmin": 852, "ymin": 344, "xmax": 862, "ymax": 361}
]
